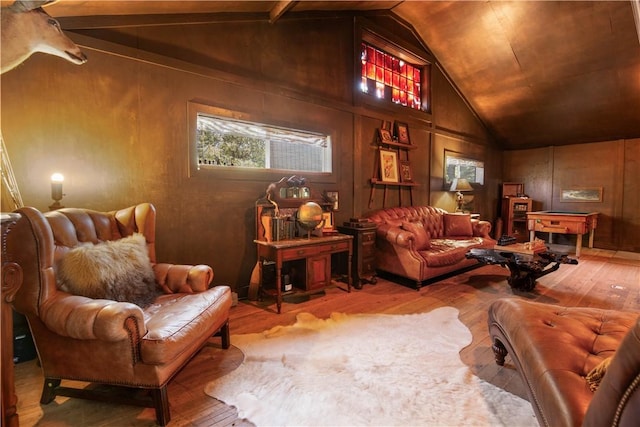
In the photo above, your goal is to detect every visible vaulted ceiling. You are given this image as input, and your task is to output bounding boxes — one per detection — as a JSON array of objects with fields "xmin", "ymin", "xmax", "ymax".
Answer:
[{"xmin": 25, "ymin": 1, "xmax": 640, "ymax": 150}]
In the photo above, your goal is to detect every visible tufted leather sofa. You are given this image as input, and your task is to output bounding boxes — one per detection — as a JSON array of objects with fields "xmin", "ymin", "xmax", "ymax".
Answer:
[
  {"xmin": 3, "ymin": 203, "xmax": 232, "ymax": 426},
  {"xmin": 488, "ymin": 298, "xmax": 640, "ymax": 427},
  {"xmin": 365, "ymin": 206, "xmax": 496, "ymax": 288}
]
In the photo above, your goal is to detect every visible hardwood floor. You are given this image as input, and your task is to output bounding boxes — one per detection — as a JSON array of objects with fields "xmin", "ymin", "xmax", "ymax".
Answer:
[{"xmin": 13, "ymin": 247, "xmax": 640, "ymax": 426}]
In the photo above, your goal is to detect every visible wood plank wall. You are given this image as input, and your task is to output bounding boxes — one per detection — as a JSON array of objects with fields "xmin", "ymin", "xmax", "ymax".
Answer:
[
  {"xmin": 503, "ymin": 139, "xmax": 640, "ymax": 252},
  {"xmin": 2, "ymin": 10, "xmax": 636, "ymax": 304}
]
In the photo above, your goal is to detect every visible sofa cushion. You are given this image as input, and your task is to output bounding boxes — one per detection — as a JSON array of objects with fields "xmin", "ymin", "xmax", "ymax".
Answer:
[
  {"xmin": 402, "ymin": 221, "xmax": 431, "ymax": 250},
  {"xmin": 142, "ymin": 286, "xmax": 231, "ymax": 364},
  {"xmin": 422, "ymin": 237, "xmax": 486, "ymax": 267},
  {"xmin": 57, "ymin": 233, "xmax": 159, "ymax": 308},
  {"xmin": 444, "ymin": 213, "xmax": 473, "ymax": 237}
]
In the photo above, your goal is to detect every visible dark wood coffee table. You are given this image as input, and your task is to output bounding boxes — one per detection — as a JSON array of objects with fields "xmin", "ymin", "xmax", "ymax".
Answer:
[{"xmin": 466, "ymin": 247, "xmax": 578, "ymax": 291}]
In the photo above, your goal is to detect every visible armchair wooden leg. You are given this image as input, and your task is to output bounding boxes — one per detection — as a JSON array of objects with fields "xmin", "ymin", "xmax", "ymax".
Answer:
[
  {"xmin": 220, "ymin": 321, "xmax": 230, "ymax": 349},
  {"xmin": 40, "ymin": 378, "xmax": 61, "ymax": 404},
  {"xmin": 151, "ymin": 386, "xmax": 170, "ymax": 426}
]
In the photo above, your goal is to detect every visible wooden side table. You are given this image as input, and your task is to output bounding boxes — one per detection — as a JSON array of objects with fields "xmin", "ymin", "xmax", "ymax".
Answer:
[{"xmin": 337, "ymin": 224, "xmax": 377, "ymax": 289}]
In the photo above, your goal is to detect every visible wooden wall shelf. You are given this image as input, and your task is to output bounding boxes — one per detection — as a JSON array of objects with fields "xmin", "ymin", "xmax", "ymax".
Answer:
[
  {"xmin": 370, "ymin": 179, "xmax": 418, "ymax": 187},
  {"xmin": 369, "ymin": 123, "xmax": 418, "ymax": 209}
]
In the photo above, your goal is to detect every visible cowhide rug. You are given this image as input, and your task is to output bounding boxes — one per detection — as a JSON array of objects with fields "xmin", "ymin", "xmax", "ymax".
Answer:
[{"xmin": 205, "ymin": 307, "xmax": 537, "ymax": 426}]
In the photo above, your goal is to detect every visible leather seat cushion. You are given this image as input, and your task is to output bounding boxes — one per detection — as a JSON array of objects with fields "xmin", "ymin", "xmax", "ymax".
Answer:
[
  {"xmin": 141, "ymin": 286, "xmax": 231, "ymax": 364},
  {"xmin": 489, "ymin": 298, "xmax": 638, "ymax": 427},
  {"xmin": 421, "ymin": 237, "xmax": 488, "ymax": 267}
]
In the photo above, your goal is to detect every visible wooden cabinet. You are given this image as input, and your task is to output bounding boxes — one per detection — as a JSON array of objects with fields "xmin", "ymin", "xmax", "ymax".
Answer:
[
  {"xmin": 337, "ymin": 224, "xmax": 377, "ymax": 289},
  {"xmin": 501, "ymin": 197, "xmax": 532, "ymax": 242},
  {"xmin": 307, "ymin": 254, "xmax": 331, "ymax": 290}
]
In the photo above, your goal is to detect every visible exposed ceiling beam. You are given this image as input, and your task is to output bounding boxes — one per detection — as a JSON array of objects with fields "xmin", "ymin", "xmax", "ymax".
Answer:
[{"xmin": 270, "ymin": 0, "xmax": 296, "ymax": 24}]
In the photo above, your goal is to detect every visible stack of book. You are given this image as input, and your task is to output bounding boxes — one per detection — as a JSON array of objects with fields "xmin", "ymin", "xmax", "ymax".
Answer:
[{"xmin": 272, "ymin": 217, "xmax": 296, "ymax": 241}]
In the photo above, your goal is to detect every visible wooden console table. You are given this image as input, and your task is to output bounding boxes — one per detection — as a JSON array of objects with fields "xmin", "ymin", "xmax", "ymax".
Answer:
[
  {"xmin": 526, "ymin": 211, "xmax": 598, "ymax": 257},
  {"xmin": 255, "ymin": 235, "xmax": 352, "ymax": 313}
]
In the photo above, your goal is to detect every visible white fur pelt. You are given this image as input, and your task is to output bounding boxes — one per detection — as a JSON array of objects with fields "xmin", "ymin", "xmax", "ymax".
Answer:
[
  {"xmin": 205, "ymin": 307, "xmax": 537, "ymax": 427},
  {"xmin": 58, "ymin": 233, "xmax": 159, "ymax": 307}
]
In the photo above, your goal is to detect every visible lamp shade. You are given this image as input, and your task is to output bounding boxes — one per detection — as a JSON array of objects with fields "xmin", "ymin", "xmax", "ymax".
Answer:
[{"xmin": 450, "ymin": 178, "xmax": 473, "ymax": 192}]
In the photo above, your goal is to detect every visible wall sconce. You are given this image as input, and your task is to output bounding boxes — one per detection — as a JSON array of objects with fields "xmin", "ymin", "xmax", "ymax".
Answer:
[
  {"xmin": 49, "ymin": 173, "xmax": 65, "ymax": 210},
  {"xmin": 449, "ymin": 178, "xmax": 473, "ymax": 212}
]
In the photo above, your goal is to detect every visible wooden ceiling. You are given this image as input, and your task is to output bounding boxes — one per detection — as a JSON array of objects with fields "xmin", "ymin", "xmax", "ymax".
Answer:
[{"xmin": 19, "ymin": 0, "xmax": 640, "ymax": 150}]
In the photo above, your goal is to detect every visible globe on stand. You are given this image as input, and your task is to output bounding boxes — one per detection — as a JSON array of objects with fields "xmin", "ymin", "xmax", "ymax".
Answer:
[{"xmin": 296, "ymin": 201, "xmax": 324, "ymax": 239}]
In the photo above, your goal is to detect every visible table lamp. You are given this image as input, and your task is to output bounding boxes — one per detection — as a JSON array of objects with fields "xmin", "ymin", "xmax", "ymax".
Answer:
[{"xmin": 450, "ymin": 178, "xmax": 472, "ymax": 212}]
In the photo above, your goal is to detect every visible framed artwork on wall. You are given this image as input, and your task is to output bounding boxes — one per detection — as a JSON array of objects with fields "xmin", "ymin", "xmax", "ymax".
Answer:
[
  {"xmin": 325, "ymin": 191, "xmax": 339, "ymax": 211},
  {"xmin": 379, "ymin": 149, "xmax": 399, "ymax": 183},
  {"xmin": 443, "ymin": 150, "xmax": 485, "ymax": 189},
  {"xmin": 378, "ymin": 128, "xmax": 393, "ymax": 144},
  {"xmin": 393, "ymin": 121, "xmax": 410, "ymax": 144},
  {"xmin": 561, "ymin": 187, "xmax": 603, "ymax": 202},
  {"xmin": 399, "ymin": 160, "xmax": 413, "ymax": 183}
]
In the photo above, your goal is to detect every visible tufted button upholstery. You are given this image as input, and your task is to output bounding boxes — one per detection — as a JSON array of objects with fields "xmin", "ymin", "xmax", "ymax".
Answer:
[
  {"xmin": 488, "ymin": 298, "xmax": 639, "ymax": 427},
  {"xmin": 5, "ymin": 203, "xmax": 232, "ymax": 426},
  {"xmin": 365, "ymin": 205, "xmax": 495, "ymax": 288}
]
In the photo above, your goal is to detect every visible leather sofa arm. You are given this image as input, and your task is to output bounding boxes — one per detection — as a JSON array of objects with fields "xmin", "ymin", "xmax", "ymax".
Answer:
[
  {"xmin": 472, "ymin": 219, "xmax": 493, "ymax": 238},
  {"xmin": 39, "ymin": 293, "xmax": 146, "ymax": 341},
  {"xmin": 153, "ymin": 263, "xmax": 214, "ymax": 294},
  {"xmin": 376, "ymin": 223, "xmax": 414, "ymax": 249}
]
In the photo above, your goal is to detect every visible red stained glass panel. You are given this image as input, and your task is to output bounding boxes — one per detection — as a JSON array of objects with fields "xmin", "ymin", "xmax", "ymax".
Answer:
[{"xmin": 360, "ymin": 42, "xmax": 424, "ymax": 110}]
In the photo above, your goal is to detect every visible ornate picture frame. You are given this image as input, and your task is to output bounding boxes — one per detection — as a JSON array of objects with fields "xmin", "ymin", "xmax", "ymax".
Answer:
[
  {"xmin": 379, "ymin": 149, "xmax": 399, "ymax": 183},
  {"xmin": 378, "ymin": 128, "xmax": 393, "ymax": 144},
  {"xmin": 399, "ymin": 160, "xmax": 413, "ymax": 183},
  {"xmin": 393, "ymin": 121, "xmax": 410, "ymax": 144}
]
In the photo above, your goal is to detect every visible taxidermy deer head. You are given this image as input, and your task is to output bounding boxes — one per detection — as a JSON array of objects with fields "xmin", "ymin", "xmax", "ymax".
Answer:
[{"xmin": 1, "ymin": 0, "xmax": 87, "ymax": 74}]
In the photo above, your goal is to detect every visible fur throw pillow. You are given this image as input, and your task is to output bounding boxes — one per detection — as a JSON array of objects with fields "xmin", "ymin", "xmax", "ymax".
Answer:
[
  {"xmin": 586, "ymin": 356, "xmax": 613, "ymax": 392},
  {"xmin": 58, "ymin": 233, "xmax": 160, "ymax": 308}
]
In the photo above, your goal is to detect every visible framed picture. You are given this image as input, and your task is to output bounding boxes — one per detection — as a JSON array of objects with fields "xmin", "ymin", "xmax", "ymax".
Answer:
[
  {"xmin": 379, "ymin": 149, "xmax": 399, "ymax": 183},
  {"xmin": 394, "ymin": 121, "xmax": 411, "ymax": 144},
  {"xmin": 378, "ymin": 128, "xmax": 393, "ymax": 144},
  {"xmin": 322, "ymin": 211, "xmax": 335, "ymax": 230},
  {"xmin": 399, "ymin": 160, "xmax": 413, "ymax": 183},
  {"xmin": 443, "ymin": 149, "xmax": 485, "ymax": 189},
  {"xmin": 325, "ymin": 191, "xmax": 339, "ymax": 211},
  {"xmin": 561, "ymin": 187, "xmax": 603, "ymax": 202}
]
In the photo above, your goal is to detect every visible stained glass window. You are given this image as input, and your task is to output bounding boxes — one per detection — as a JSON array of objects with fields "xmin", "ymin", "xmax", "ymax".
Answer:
[{"xmin": 360, "ymin": 42, "xmax": 423, "ymax": 110}]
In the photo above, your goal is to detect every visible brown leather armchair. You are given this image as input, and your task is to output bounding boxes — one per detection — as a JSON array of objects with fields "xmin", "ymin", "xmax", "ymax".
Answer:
[{"xmin": 2, "ymin": 203, "xmax": 232, "ymax": 426}]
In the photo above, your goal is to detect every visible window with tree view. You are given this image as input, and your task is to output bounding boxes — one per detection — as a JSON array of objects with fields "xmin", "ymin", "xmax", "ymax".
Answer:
[
  {"xmin": 360, "ymin": 42, "xmax": 424, "ymax": 110},
  {"xmin": 196, "ymin": 114, "xmax": 332, "ymax": 173}
]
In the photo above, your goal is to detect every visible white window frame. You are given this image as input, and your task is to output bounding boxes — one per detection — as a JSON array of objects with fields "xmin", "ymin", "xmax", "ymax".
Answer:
[{"xmin": 188, "ymin": 101, "xmax": 337, "ymax": 183}]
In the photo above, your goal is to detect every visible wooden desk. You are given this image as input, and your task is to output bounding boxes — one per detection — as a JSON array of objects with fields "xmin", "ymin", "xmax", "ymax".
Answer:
[
  {"xmin": 527, "ymin": 211, "xmax": 598, "ymax": 257},
  {"xmin": 255, "ymin": 234, "xmax": 352, "ymax": 313}
]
